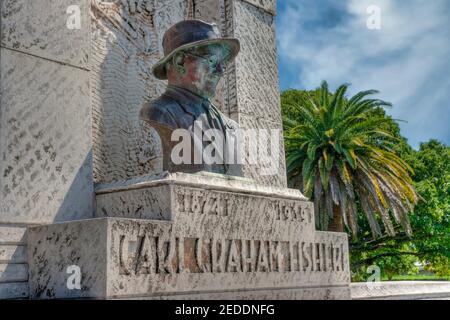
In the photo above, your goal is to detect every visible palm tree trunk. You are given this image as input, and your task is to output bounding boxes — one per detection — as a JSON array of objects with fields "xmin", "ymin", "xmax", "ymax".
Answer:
[{"xmin": 328, "ymin": 204, "xmax": 344, "ymax": 232}]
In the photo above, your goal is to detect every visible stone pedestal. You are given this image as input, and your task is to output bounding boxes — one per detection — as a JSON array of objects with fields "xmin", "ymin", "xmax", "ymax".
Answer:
[{"xmin": 28, "ymin": 173, "xmax": 351, "ymax": 299}]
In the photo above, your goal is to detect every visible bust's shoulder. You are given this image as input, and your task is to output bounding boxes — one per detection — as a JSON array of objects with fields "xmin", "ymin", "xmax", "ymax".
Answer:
[{"xmin": 140, "ymin": 95, "xmax": 179, "ymax": 129}]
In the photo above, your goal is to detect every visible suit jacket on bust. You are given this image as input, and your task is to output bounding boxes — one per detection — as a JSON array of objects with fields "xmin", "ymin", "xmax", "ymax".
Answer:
[{"xmin": 140, "ymin": 85, "xmax": 242, "ymax": 176}]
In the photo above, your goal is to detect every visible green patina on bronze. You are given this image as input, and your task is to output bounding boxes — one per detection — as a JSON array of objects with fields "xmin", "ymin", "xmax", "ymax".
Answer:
[
  {"xmin": 140, "ymin": 20, "xmax": 242, "ymax": 175},
  {"xmin": 167, "ymin": 43, "xmax": 232, "ymax": 99}
]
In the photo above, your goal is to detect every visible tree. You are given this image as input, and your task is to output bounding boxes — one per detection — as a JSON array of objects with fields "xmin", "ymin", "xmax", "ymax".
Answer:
[
  {"xmin": 410, "ymin": 140, "xmax": 450, "ymax": 274},
  {"xmin": 377, "ymin": 251, "xmax": 419, "ymax": 281},
  {"xmin": 281, "ymin": 82, "xmax": 418, "ymax": 238},
  {"xmin": 350, "ymin": 140, "xmax": 450, "ymax": 279}
]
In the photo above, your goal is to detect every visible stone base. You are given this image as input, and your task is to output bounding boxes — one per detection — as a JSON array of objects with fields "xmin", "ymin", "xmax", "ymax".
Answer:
[{"xmin": 27, "ymin": 173, "xmax": 351, "ymax": 299}]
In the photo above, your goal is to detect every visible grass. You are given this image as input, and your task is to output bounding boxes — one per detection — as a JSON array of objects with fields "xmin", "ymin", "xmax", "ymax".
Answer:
[{"xmin": 381, "ymin": 274, "xmax": 450, "ymax": 281}]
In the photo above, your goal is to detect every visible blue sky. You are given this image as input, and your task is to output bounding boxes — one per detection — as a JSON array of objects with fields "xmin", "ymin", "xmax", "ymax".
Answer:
[{"xmin": 276, "ymin": 0, "xmax": 450, "ymax": 148}]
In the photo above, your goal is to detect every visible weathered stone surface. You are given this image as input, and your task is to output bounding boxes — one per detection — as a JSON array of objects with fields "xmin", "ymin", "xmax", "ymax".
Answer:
[
  {"xmin": 0, "ymin": 245, "xmax": 27, "ymax": 263},
  {"xmin": 122, "ymin": 286, "xmax": 350, "ymax": 300},
  {"xmin": 91, "ymin": 0, "xmax": 188, "ymax": 183},
  {"xmin": 95, "ymin": 172, "xmax": 305, "ymax": 221},
  {"xmin": 0, "ymin": 225, "xmax": 29, "ymax": 298},
  {"xmin": 0, "ymin": 11, "xmax": 92, "ymax": 306},
  {"xmin": 230, "ymin": 0, "xmax": 286, "ymax": 187},
  {"xmin": 0, "ymin": 48, "xmax": 93, "ymax": 224},
  {"xmin": 96, "ymin": 184, "xmax": 172, "ymax": 220},
  {"xmin": 351, "ymin": 281, "xmax": 450, "ymax": 300},
  {"xmin": 232, "ymin": 1, "xmax": 281, "ymax": 123},
  {"xmin": 238, "ymin": 114, "xmax": 287, "ymax": 187},
  {"xmin": 0, "ymin": 226, "xmax": 27, "ymax": 244},
  {"xmin": 0, "ymin": 263, "xmax": 28, "ymax": 283},
  {"xmin": 1, "ymin": 0, "xmax": 90, "ymax": 68},
  {"xmin": 28, "ymin": 219, "xmax": 107, "ymax": 299},
  {"xmin": 95, "ymin": 172, "xmax": 302, "ymax": 200},
  {"xmin": 241, "ymin": 0, "xmax": 276, "ymax": 15},
  {"xmin": 0, "ymin": 282, "xmax": 28, "ymax": 299},
  {"xmin": 28, "ymin": 217, "xmax": 350, "ymax": 299},
  {"xmin": 29, "ymin": 175, "xmax": 349, "ymax": 299}
]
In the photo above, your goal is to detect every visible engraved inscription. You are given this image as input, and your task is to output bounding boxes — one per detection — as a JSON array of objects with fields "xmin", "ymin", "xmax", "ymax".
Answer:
[
  {"xmin": 174, "ymin": 188, "xmax": 313, "ymax": 223},
  {"xmin": 118, "ymin": 234, "xmax": 345, "ymax": 276},
  {"xmin": 176, "ymin": 189, "xmax": 230, "ymax": 216}
]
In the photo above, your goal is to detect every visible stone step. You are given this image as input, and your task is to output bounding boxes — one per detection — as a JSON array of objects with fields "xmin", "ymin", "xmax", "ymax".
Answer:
[
  {"xmin": 0, "ymin": 226, "xmax": 27, "ymax": 244},
  {"xmin": 0, "ymin": 245, "xmax": 27, "ymax": 263},
  {"xmin": 0, "ymin": 282, "xmax": 29, "ymax": 299},
  {"xmin": 0, "ymin": 263, "xmax": 28, "ymax": 283}
]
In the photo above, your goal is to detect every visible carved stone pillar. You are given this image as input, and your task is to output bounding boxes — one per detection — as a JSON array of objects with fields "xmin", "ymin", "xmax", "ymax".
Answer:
[{"xmin": 0, "ymin": 0, "xmax": 93, "ymax": 298}]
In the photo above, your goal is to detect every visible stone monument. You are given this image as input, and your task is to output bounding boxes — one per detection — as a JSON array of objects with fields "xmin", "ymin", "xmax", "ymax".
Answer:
[{"xmin": 0, "ymin": 0, "xmax": 351, "ymax": 299}]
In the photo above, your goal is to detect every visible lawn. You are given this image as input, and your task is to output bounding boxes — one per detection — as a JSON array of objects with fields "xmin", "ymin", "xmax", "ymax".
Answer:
[{"xmin": 382, "ymin": 275, "xmax": 450, "ymax": 281}]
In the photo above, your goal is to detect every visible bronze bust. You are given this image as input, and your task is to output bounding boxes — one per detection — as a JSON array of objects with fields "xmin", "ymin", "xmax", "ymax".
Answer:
[{"xmin": 140, "ymin": 20, "xmax": 242, "ymax": 176}]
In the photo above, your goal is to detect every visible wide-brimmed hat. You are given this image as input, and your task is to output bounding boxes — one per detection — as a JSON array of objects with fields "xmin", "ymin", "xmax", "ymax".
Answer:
[{"xmin": 152, "ymin": 19, "xmax": 240, "ymax": 80}]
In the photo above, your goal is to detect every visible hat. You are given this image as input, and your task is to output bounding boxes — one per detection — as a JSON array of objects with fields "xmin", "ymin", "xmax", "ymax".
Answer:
[{"xmin": 152, "ymin": 19, "xmax": 240, "ymax": 80}]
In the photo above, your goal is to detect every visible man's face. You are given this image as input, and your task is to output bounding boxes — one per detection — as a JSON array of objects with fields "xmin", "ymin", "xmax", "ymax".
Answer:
[{"xmin": 172, "ymin": 44, "xmax": 231, "ymax": 98}]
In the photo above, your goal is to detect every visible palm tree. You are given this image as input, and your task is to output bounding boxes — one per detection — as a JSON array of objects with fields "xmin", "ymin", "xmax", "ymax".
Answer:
[{"xmin": 283, "ymin": 81, "xmax": 418, "ymax": 239}]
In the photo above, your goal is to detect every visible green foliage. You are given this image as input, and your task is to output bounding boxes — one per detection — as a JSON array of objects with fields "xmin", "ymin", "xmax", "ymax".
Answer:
[
  {"xmin": 374, "ymin": 252, "xmax": 419, "ymax": 281},
  {"xmin": 350, "ymin": 245, "xmax": 419, "ymax": 281},
  {"xmin": 281, "ymin": 83, "xmax": 449, "ymax": 280},
  {"xmin": 424, "ymin": 256, "xmax": 450, "ymax": 277},
  {"xmin": 409, "ymin": 140, "xmax": 450, "ymax": 274},
  {"xmin": 349, "ymin": 140, "xmax": 450, "ymax": 280},
  {"xmin": 281, "ymin": 82, "xmax": 418, "ymax": 239}
]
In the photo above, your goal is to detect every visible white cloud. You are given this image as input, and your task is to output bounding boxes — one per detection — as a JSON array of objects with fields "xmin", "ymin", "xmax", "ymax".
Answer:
[{"xmin": 277, "ymin": 0, "xmax": 450, "ymax": 147}]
